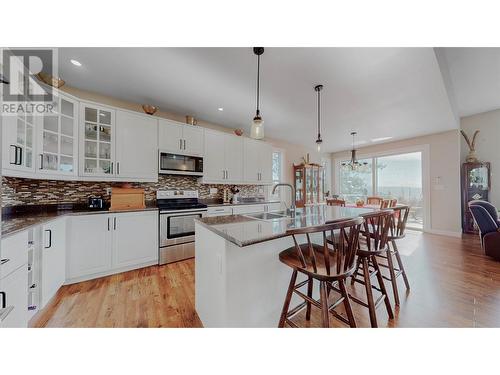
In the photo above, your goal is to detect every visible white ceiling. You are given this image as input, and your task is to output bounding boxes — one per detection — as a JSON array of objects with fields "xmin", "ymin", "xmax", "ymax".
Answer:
[
  {"xmin": 442, "ymin": 47, "xmax": 500, "ymax": 118},
  {"xmin": 58, "ymin": 47, "xmax": 466, "ymax": 152}
]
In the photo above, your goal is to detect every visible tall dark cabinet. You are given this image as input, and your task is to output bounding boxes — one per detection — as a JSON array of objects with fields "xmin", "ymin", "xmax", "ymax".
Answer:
[{"xmin": 461, "ymin": 162, "xmax": 491, "ymax": 234}]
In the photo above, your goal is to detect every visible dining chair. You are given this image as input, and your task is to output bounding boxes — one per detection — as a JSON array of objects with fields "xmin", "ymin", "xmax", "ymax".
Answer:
[
  {"xmin": 367, "ymin": 196, "xmax": 383, "ymax": 205},
  {"xmin": 327, "ymin": 198, "xmax": 346, "ymax": 207},
  {"xmin": 389, "ymin": 199, "xmax": 398, "ymax": 207},
  {"xmin": 278, "ymin": 217, "xmax": 364, "ymax": 328},
  {"xmin": 380, "ymin": 199, "xmax": 390, "ymax": 209}
]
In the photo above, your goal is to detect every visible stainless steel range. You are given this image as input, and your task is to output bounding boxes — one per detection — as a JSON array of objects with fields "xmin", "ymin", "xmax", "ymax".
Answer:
[{"xmin": 157, "ymin": 190, "xmax": 207, "ymax": 265}]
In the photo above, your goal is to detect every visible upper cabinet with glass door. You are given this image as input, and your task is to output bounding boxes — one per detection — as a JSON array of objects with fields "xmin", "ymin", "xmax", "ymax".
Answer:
[
  {"xmin": 1, "ymin": 97, "xmax": 36, "ymax": 175},
  {"xmin": 79, "ymin": 102, "xmax": 115, "ymax": 177},
  {"xmin": 37, "ymin": 93, "xmax": 79, "ymax": 177}
]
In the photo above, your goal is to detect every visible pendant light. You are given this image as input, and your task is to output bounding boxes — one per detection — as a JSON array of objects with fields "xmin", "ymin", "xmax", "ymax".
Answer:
[
  {"xmin": 250, "ymin": 47, "xmax": 265, "ymax": 140},
  {"xmin": 315, "ymin": 84, "xmax": 323, "ymax": 152},
  {"xmin": 341, "ymin": 131, "xmax": 369, "ymax": 171}
]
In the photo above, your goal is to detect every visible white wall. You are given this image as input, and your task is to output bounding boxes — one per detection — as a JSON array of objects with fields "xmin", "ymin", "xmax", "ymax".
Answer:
[
  {"xmin": 331, "ymin": 130, "xmax": 462, "ymax": 235},
  {"xmin": 461, "ymin": 109, "xmax": 500, "ymax": 208}
]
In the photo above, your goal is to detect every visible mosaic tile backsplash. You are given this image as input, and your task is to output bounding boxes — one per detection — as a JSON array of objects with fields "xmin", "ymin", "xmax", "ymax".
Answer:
[{"xmin": 1, "ymin": 176, "xmax": 265, "ymax": 207}]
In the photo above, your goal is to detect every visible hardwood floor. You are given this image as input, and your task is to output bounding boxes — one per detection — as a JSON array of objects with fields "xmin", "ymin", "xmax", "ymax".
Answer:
[{"xmin": 33, "ymin": 231, "xmax": 500, "ymax": 328}]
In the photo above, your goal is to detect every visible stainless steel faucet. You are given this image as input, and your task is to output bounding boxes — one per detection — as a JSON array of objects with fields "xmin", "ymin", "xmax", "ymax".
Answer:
[{"xmin": 272, "ymin": 183, "xmax": 296, "ymax": 217}]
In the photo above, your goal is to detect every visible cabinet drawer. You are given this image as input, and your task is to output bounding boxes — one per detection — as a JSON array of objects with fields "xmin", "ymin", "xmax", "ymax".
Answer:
[
  {"xmin": 266, "ymin": 203, "xmax": 283, "ymax": 212},
  {"xmin": 207, "ymin": 206, "xmax": 233, "ymax": 216},
  {"xmin": 232, "ymin": 204, "xmax": 265, "ymax": 215},
  {"xmin": 0, "ymin": 264, "xmax": 28, "ymax": 328},
  {"xmin": 0, "ymin": 231, "xmax": 29, "ymax": 280}
]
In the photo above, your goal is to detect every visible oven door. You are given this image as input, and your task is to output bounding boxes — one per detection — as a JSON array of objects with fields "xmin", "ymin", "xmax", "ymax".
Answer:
[
  {"xmin": 159, "ymin": 152, "xmax": 204, "ymax": 176},
  {"xmin": 160, "ymin": 209, "xmax": 206, "ymax": 247}
]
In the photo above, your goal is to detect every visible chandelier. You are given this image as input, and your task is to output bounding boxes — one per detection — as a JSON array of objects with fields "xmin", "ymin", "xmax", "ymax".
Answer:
[{"xmin": 341, "ymin": 132, "xmax": 369, "ymax": 172}]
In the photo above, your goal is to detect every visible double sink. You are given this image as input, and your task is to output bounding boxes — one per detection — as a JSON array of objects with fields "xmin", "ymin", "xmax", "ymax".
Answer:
[{"xmin": 244, "ymin": 210, "xmax": 294, "ymax": 221}]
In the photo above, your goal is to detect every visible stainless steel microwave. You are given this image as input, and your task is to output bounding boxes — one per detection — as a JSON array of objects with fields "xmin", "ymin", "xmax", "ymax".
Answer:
[{"xmin": 159, "ymin": 151, "xmax": 204, "ymax": 176}]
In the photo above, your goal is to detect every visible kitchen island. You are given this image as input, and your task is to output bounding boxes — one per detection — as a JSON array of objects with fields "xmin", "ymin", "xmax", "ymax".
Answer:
[{"xmin": 194, "ymin": 205, "xmax": 374, "ymax": 328}]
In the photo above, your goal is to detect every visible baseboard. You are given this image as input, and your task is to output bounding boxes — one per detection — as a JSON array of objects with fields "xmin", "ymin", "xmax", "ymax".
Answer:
[
  {"xmin": 424, "ymin": 228, "xmax": 463, "ymax": 238},
  {"xmin": 64, "ymin": 259, "xmax": 158, "ymax": 285}
]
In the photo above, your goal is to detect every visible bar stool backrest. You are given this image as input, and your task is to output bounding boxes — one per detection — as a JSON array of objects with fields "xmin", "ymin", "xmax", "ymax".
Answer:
[
  {"xmin": 327, "ymin": 199, "xmax": 346, "ymax": 207},
  {"xmin": 285, "ymin": 217, "xmax": 364, "ymax": 277},
  {"xmin": 367, "ymin": 196, "xmax": 383, "ymax": 205},
  {"xmin": 389, "ymin": 205, "xmax": 410, "ymax": 239},
  {"xmin": 361, "ymin": 210, "xmax": 393, "ymax": 251}
]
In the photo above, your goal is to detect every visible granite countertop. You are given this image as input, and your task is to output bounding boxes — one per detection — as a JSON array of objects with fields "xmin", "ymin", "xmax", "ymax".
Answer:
[
  {"xmin": 195, "ymin": 205, "xmax": 376, "ymax": 247},
  {"xmin": 1, "ymin": 204, "xmax": 158, "ymax": 239}
]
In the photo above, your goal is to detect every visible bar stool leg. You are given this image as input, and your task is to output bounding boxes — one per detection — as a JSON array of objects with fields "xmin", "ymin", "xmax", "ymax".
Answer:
[
  {"xmin": 393, "ymin": 241, "xmax": 410, "ymax": 290},
  {"xmin": 371, "ymin": 255, "xmax": 394, "ymax": 319},
  {"xmin": 338, "ymin": 279, "xmax": 356, "ymax": 328},
  {"xmin": 362, "ymin": 257, "xmax": 378, "ymax": 328},
  {"xmin": 306, "ymin": 277, "xmax": 313, "ymax": 321},
  {"xmin": 386, "ymin": 242, "xmax": 400, "ymax": 306},
  {"xmin": 278, "ymin": 270, "xmax": 298, "ymax": 328},
  {"xmin": 320, "ymin": 281, "xmax": 330, "ymax": 328},
  {"xmin": 351, "ymin": 256, "xmax": 361, "ymax": 285}
]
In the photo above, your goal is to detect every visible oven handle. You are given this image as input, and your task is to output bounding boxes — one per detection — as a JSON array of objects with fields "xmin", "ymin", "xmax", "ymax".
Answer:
[{"xmin": 160, "ymin": 209, "xmax": 207, "ymax": 216}]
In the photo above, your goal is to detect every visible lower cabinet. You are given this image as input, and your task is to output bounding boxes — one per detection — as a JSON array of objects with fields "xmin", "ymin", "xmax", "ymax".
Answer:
[
  {"xmin": 67, "ymin": 211, "xmax": 158, "ymax": 283},
  {"xmin": 40, "ymin": 218, "xmax": 66, "ymax": 308},
  {"xmin": 0, "ymin": 231, "xmax": 29, "ymax": 328}
]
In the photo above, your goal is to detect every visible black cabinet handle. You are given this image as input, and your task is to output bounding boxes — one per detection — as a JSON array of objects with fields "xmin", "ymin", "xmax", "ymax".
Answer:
[
  {"xmin": 107, "ymin": 217, "xmax": 110, "ymax": 231},
  {"xmin": 1, "ymin": 258, "xmax": 10, "ymax": 265},
  {"xmin": 0, "ymin": 291, "xmax": 6, "ymax": 309},
  {"xmin": 113, "ymin": 217, "xmax": 117, "ymax": 230},
  {"xmin": 40, "ymin": 154, "xmax": 44, "ymax": 169},
  {"xmin": 44, "ymin": 229, "xmax": 52, "ymax": 248},
  {"xmin": 18, "ymin": 146, "xmax": 23, "ymax": 165},
  {"xmin": 117, "ymin": 162, "xmax": 120, "ymax": 175}
]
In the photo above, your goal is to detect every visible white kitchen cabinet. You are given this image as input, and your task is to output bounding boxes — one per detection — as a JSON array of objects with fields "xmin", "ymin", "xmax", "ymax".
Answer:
[
  {"xmin": 1, "ymin": 102, "xmax": 36, "ymax": 176},
  {"xmin": 0, "ymin": 231, "xmax": 29, "ymax": 328},
  {"xmin": 158, "ymin": 119, "xmax": 204, "ymax": 156},
  {"xmin": 0, "ymin": 265, "xmax": 28, "ymax": 328},
  {"xmin": 79, "ymin": 102, "xmax": 116, "ymax": 177},
  {"xmin": 115, "ymin": 110, "xmax": 158, "ymax": 180},
  {"xmin": 37, "ymin": 94, "xmax": 79, "ymax": 177},
  {"xmin": 40, "ymin": 218, "xmax": 66, "ymax": 309},
  {"xmin": 243, "ymin": 138, "xmax": 273, "ymax": 184},
  {"xmin": 67, "ymin": 211, "xmax": 158, "ymax": 283},
  {"xmin": 203, "ymin": 130, "xmax": 243, "ymax": 184},
  {"xmin": 111, "ymin": 211, "xmax": 158, "ymax": 269},
  {"xmin": 67, "ymin": 214, "xmax": 112, "ymax": 280}
]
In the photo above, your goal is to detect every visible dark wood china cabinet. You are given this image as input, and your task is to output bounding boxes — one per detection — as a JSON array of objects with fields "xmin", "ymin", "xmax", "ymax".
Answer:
[
  {"xmin": 461, "ymin": 162, "xmax": 491, "ymax": 234},
  {"xmin": 294, "ymin": 163, "xmax": 326, "ymax": 208}
]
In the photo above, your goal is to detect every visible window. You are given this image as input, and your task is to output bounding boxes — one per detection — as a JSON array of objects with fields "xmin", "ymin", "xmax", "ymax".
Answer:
[
  {"xmin": 270, "ymin": 150, "xmax": 283, "ymax": 199},
  {"xmin": 339, "ymin": 158, "xmax": 373, "ymax": 202}
]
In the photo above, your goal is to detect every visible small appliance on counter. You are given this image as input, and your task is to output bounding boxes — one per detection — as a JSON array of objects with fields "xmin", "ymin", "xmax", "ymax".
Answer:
[
  {"xmin": 88, "ymin": 196, "xmax": 105, "ymax": 209},
  {"xmin": 230, "ymin": 187, "xmax": 240, "ymax": 204}
]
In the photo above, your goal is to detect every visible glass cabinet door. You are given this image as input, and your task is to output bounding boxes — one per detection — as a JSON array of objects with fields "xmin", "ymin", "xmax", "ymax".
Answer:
[
  {"xmin": 295, "ymin": 167, "xmax": 304, "ymax": 206},
  {"xmin": 81, "ymin": 103, "xmax": 115, "ymax": 176},
  {"xmin": 305, "ymin": 167, "xmax": 312, "ymax": 205},
  {"xmin": 39, "ymin": 94, "xmax": 78, "ymax": 175},
  {"xmin": 311, "ymin": 166, "xmax": 318, "ymax": 204}
]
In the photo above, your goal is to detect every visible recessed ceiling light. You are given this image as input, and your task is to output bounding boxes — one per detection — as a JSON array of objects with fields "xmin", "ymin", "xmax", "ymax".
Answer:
[
  {"xmin": 218, "ymin": 107, "xmax": 224, "ymax": 111},
  {"xmin": 70, "ymin": 59, "xmax": 82, "ymax": 67},
  {"xmin": 371, "ymin": 136, "xmax": 393, "ymax": 142}
]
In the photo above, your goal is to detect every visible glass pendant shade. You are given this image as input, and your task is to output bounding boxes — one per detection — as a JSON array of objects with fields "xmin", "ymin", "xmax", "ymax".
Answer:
[{"xmin": 251, "ymin": 115, "xmax": 264, "ymax": 139}]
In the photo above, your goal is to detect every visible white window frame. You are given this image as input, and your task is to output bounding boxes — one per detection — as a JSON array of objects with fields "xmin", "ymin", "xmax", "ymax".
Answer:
[
  {"xmin": 270, "ymin": 148, "xmax": 284, "ymax": 200},
  {"xmin": 333, "ymin": 144, "xmax": 431, "ymax": 232}
]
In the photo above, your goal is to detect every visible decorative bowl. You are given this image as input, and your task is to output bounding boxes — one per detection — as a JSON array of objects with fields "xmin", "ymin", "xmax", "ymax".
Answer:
[
  {"xmin": 234, "ymin": 129, "xmax": 243, "ymax": 136},
  {"xmin": 36, "ymin": 72, "xmax": 65, "ymax": 88},
  {"xmin": 142, "ymin": 105, "xmax": 158, "ymax": 115},
  {"xmin": 355, "ymin": 199, "xmax": 364, "ymax": 207}
]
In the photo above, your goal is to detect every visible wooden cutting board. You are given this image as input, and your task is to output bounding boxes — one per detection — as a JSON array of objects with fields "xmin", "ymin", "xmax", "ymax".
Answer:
[{"xmin": 110, "ymin": 187, "xmax": 146, "ymax": 211}]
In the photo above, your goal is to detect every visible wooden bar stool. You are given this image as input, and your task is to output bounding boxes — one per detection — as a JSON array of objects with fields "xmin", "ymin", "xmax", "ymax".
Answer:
[
  {"xmin": 349, "ymin": 210, "xmax": 394, "ymax": 327},
  {"xmin": 376, "ymin": 205, "xmax": 411, "ymax": 306},
  {"xmin": 278, "ymin": 217, "xmax": 364, "ymax": 328}
]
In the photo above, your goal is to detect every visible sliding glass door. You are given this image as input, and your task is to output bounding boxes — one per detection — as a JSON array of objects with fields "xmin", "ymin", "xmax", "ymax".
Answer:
[
  {"xmin": 376, "ymin": 152, "xmax": 423, "ymax": 229},
  {"xmin": 338, "ymin": 151, "xmax": 423, "ymax": 229}
]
